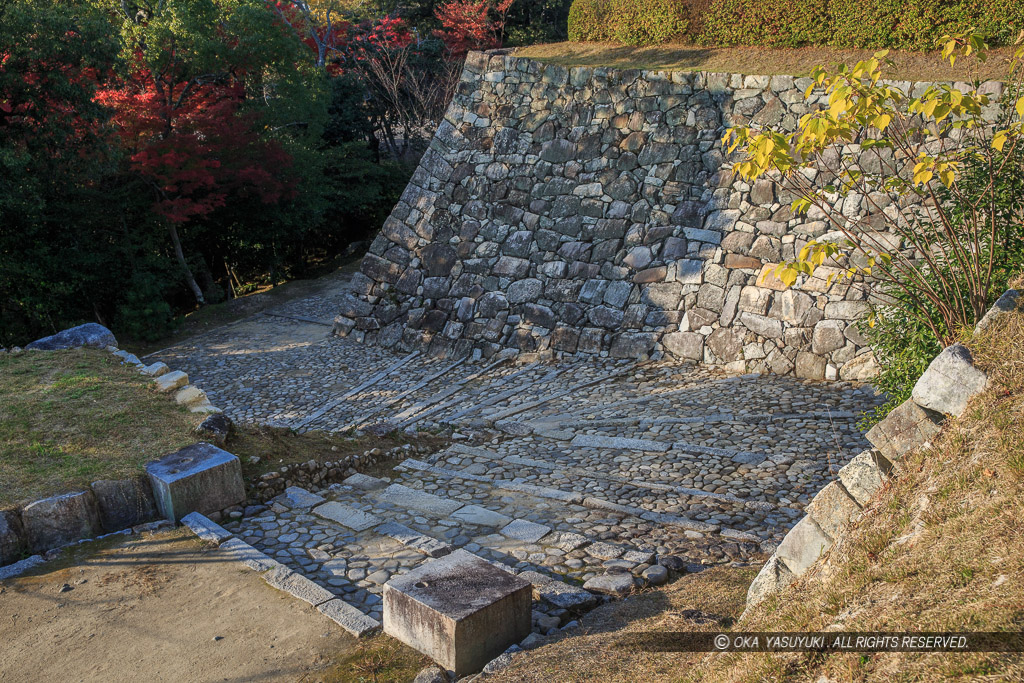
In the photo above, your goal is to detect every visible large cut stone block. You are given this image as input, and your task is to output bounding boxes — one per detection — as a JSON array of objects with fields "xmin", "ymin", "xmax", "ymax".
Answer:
[
  {"xmin": 21, "ymin": 491, "xmax": 102, "ymax": 553},
  {"xmin": 25, "ymin": 323, "xmax": 117, "ymax": 350},
  {"xmin": 911, "ymin": 344, "xmax": 988, "ymax": 417},
  {"xmin": 865, "ymin": 399, "xmax": 942, "ymax": 463},
  {"xmin": 145, "ymin": 443, "xmax": 245, "ymax": 522},
  {"xmin": 0, "ymin": 508, "xmax": 27, "ymax": 566},
  {"xmin": 90, "ymin": 477, "xmax": 158, "ymax": 532},
  {"xmin": 775, "ymin": 515, "xmax": 832, "ymax": 575},
  {"xmin": 838, "ymin": 449, "xmax": 891, "ymax": 506},
  {"xmin": 805, "ymin": 481, "xmax": 861, "ymax": 539},
  {"xmin": 384, "ymin": 549, "xmax": 532, "ymax": 676},
  {"xmin": 746, "ymin": 552, "xmax": 795, "ymax": 607}
]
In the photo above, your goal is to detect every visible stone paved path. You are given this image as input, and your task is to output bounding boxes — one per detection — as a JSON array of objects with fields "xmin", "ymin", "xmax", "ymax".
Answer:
[{"xmin": 150, "ymin": 272, "xmax": 882, "ymax": 633}]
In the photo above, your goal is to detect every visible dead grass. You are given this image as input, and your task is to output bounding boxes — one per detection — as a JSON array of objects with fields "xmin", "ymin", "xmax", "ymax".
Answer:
[
  {"xmin": 515, "ymin": 42, "xmax": 1015, "ymax": 80},
  {"xmin": 0, "ymin": 348, "xmax": 202, "ymax": 507},
  {"xmin": 681, "ymin": 305, "xmax": 1024, "ymax": 681},
  {"xmin": 489, "ymin": 566, "xmax": 754, "ymax": 682},
  {"xmin": 323, "ymin": 637, "xmax": 431, "ymax": 683}
]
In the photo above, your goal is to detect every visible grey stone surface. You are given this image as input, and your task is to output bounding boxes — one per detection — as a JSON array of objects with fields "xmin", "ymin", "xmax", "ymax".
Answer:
[
  {"xmin": 377, "ymin": 521, "xmax": 452, "ymax": 557},
  {"xmin": 974, "ymin": 289, "xmax": 1019, "ymax": 333},
  {"xmin": 839, "ymin": 450, "xmax": 890, "ymax": 506},
  {"xmin": 500, "ymin": 519, "xmax": 551, "ymax": 543},
  {"xmin": 313, "ymin": 501, "xmax": 383, "ymax": 531},
  {"xmin": 451, "ymin": 505, "xmax": 513, "ymax": 528},
  {"xmin": 911, "ymin": 344, "xmax": 988, "ymax": 417},
  {"xmin": 21, "ymin": 491, "xmax": 101, "ymax": 553},
  {"xmin": 534, "ymin": 580, "xmax": 598, "ymax": 610},
  {"xmin": 805, "ymin": 481, "xmax": 861, "ymax": 539},
  {"xmin": 280, "ymin": 486, "xmax": 326, "ymax": 509},
  {"xmin": 0, "ymin": 554, "xmax": 45, "ymax": 581},
  {"xmin": 219, "ymin": 538, "xmax": 280, "ymax": 572},
  {"xmin": 412, "ymin": 665, "xmax": 448, "ymax": 683},
  {"xmin": 377, "ymin": 484, "xmax": 464, "ymax": 516},
  {"xmin": 264, "ymin": 564, "xmax": 336, "ymax": 606},
  {"xmin": 384, "ymin": 549, "xmax": 532, "ymax": 676},
  {"xmin": 570, "ymin": 434, "xmax": 670, "ymax": 452},
  {"xmin": 195, "ymin": 412, "xmax": 231, "ymax": 447},
  {"xmin": 582, "ymin": 572, "xmax": 635, "ymax": 597},
  {"xmin": 343, "ymin": 473, "xmax": 388, "ymax": 490},
  {"xmin": 746, "ymin": 553, "xmax": 794, "ymax": 607},
  {"xmin": 26, "ymin": 323, "xmax": 117, "ymax": 351},
  {"xmin": 181, "ymin": 511, "xmax": 233, "ymax": 544},
  {"xmin": 318, "ymin": 598, "xmax": 382, "ymax": 637},
  {"xmin": 775, "ymin": 515, "xmax": 832, "ymax": 575},
  {"xmin": 865, "ymin": 399, "xmax": 942, "ymax": 463},
  {"xmin": 90, "ymin": 477, "xmax": 158, "ymax": 532},
  {"xmin": 0, "ymin": 509, "xmax": 26, "ymax": 567},
  {"xmin": 641, "ymin": 564, "xmax": 669, "ymax": 585},
  {"xmin": 145, "ymin": 443, "xmax": 245, "ymax": 522}
]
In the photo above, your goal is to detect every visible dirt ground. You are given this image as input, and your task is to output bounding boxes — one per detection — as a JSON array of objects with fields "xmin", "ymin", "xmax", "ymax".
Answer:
[{"xmin": 0, "ymin": 529, "xmax": 360, "ymax": 683}]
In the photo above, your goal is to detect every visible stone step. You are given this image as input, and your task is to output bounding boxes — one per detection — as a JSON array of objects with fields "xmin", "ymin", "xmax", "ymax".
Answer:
[
  {"xmin": 380, "ymin": 460, "xmax": 763, "ymax": 568},
  {"xmin": 337, "ymin": 356, "xmax": 470, "ymax": 433},
  {"xmin": 439, "ymin": 363, "xmax": 570, "ymax": 424},
  {"xmin": 291, "ymin": 350, "xmax": 422, "ymax": 431},
  {"xmin": 429, "ymin": 443, "xmax": 802, "ymax": 538},
  {"xmin": 379, "ymin": 354, "xmax": 516, "ymax": 431},
  {"xmin": 399, "ymin": 455, "xmax": 770, "ymax": 543}
]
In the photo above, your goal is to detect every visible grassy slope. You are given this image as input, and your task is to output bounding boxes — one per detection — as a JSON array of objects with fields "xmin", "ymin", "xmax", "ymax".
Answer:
[
  {"xmin": 515, "ymin": 42, "xmax": 1014, "ymax": 80},
  {"xmin": 494, "ymin": 304, "xmax": 1024, "ymax": 682},
  {"xmin": 0, "ymin": 348, "xmax": 202, "ymax": 506}
]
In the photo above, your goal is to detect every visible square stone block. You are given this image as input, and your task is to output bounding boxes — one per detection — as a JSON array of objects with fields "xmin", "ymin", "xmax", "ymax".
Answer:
[
  {"xmin": 384, "ymin": 549, "xmax": 532, "ymax": 676},
  {"xmin": 20, "ymin": 491, "xmax": 101, "ymax": 553},
  {"xmin": 145, "ymin": 443, "xmax": 245, "ymax": 522}
]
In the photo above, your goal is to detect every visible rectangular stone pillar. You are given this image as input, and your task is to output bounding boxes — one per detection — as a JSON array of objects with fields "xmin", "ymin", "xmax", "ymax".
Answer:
[
  {"xmin": 383, "ymin": 549, "xmax": 531, "ymax": 676},
  {"xmin": 145, "ymin": 443, "xmax": 244, "ymax": 522}
]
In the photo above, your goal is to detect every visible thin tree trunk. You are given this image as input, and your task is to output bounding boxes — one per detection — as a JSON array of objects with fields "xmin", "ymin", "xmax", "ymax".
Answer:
[{"xmin": 168, "ymin": 223, "xmax": 205, "ymax": 305}]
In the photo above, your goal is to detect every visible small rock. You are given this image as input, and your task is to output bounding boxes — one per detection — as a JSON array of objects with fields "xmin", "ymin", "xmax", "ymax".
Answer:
[
  {"xmin": 520, "ymin": 632, "xmax": 545, "ymax": 650},
  {"xmin": 642, "ymin": 565, "xmax": 669, "ymax": 586},
  {"xmin": 657, "ymin": 555, "xmax": 685, "ymax": 571},
  {"xmin": 583, "ymin": 572, "xmax": 635, "ymax": 598},
  {"xmin": 412, "ymin": 665, "xmax": 446, "ymax": 683}
]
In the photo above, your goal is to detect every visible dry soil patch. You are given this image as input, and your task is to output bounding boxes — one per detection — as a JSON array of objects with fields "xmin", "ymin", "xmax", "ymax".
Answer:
[{"xmin": 0, "ymin": 529, "xmax": 358, "ymax": 682}]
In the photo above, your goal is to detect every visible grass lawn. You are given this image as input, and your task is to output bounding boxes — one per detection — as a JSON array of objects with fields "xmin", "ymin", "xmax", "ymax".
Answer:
[
  {"xmin": 516, "ymin": 42, "xmax": 1013, "ymax": 81},
  {"xmin": 0, "ymin": 348, "xmax": 202, "ymax": 507}
]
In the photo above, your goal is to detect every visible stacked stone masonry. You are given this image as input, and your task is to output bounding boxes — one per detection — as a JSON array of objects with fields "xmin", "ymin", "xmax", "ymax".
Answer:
[
  {"xmin": 337, "ymin": 50, "xmax": 1002, "ymax": 378},
  {"xmin": 746, "ymin": 289, "xmax": 1018, "ymax": 608}
]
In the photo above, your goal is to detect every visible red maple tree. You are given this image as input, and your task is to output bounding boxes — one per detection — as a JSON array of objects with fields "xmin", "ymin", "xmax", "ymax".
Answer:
[{"xmin": 433, "ymin": 0, "xmax": 514, "ymax": 57}]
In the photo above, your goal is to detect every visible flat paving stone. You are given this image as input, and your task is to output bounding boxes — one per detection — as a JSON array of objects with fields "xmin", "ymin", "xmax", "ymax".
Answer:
[
  {"xmin": 317, "ymin": 599, "xmax": 381, "ymax": 637},
  {"xmin": 450, "ymin": 505, "xmax": 513, "ymax": 528},
  {"xmin": 500, "ymin": 519, "xmax": 552, "ymax": 543},
  {"xmin": 313, "ymin": 502, "xmax": 382, "ymax": 532},
  {"xmin": 376, "ymin": 484, "xmax": 464, "ymax": 516},
  {"xmin": 281, "ymin": 486, "xmax": 326, "ymax": 508}
]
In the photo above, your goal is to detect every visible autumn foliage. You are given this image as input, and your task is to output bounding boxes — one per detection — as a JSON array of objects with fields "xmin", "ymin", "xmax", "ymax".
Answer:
[{"xmin": 434, "ymin": 0, "xmax": 515, "ymax": 56}]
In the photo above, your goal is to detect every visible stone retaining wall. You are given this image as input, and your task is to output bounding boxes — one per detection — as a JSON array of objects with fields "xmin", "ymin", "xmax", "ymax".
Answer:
[
  {"xmin": 336, "ymin": 51, "xmax": 1001, "ymax": 378},
  {"xmin": 745, "ymin": 289, "xmax": 1019, "ymax": 608}
]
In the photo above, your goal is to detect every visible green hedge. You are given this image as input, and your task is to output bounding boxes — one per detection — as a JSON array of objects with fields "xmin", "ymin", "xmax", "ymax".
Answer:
[
  {"xmin": 568, "ymin": 0, "xmax": 688, "ymax": 45},
  {"xmin": 567, "ymin": 0, "xmax": 1024, "ymax": 49},
  {"xmin": 699, "ymin": 0, "xmax": 1024, "ymax": 49}
]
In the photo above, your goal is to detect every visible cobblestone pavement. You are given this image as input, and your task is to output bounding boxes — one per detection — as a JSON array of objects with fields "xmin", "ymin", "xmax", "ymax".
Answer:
[{"xmin": 152, "ymin": 274, "xmax": 883, "ymax": 633}]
